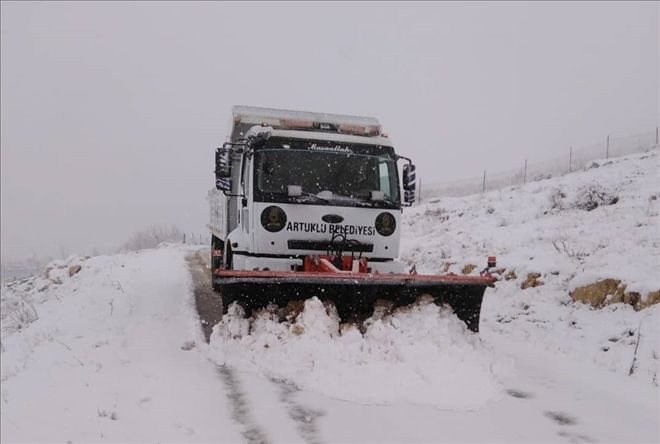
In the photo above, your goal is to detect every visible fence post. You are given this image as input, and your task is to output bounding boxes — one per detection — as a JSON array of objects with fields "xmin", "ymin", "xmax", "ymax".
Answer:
[
  {"xmin": 523, "ymin": 159, "xmax": 528, "ymax": 184},
  {"xmin": 183, "ymin": 233, "xmax": 186, "ymax": 244},
  {"xmin": 606, "ymin": 135, "xmax": 610, "ymax": 159},
  {"xmin": 482, "ymin": 170, "xmax": 486, "ymax": 193},
  {"xmin": 569, "ymin": 146, "xmax": 573, "ymax": 172}
]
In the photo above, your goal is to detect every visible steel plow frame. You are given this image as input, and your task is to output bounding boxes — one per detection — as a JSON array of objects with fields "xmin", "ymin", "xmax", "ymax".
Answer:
[{"xmin": 214, "ymin": 268, "xmax": 496, "ymax": 332}]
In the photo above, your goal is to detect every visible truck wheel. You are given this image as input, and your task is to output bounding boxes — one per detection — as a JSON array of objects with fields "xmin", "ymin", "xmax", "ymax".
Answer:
[
  {"xmin": 220, "ymin": 245, "xmax": 234, "ymax": 313},
  {"xmin": 225, "ymin": 244, "xmax": 233, "ymax": 270},
  {"xmin": 211, "ymin": 236, "xmax": 224, "ymax": 292}
]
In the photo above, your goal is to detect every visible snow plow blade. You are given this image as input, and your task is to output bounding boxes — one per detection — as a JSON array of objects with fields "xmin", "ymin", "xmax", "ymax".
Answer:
[{"xmin": 214, "ymin": 270, "xmax": 495, "ymax": 332}]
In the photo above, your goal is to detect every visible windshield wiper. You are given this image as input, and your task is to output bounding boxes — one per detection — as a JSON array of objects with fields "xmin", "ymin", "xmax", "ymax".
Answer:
[
  {"xmin": 352, "ymin": 192, "xmax": 396, "ymax": 206},
  {"xmin": 299, "ymin": 192, "xmax": 330, "ymax": 203},
  {"xmin": 276, "ymin": 191, "xmax": 331, "ymax": 203}
]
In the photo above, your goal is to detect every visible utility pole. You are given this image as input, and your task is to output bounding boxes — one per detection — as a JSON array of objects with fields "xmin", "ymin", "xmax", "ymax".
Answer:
[
  {"xmin": 523, "ymin": 159, "xmax": 528, "ymax": 184},
  {"xmin": 606, "ymin": 135, "xmax": 610, "ymax": 159},
  {"xmin": 482, "ymin": 170, "xmax": 487, "ymax": 193}
]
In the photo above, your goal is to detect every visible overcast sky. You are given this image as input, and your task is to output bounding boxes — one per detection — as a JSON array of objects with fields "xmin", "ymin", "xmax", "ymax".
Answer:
[{"xmin": 1, "ymin": 1, "xmax": 658, "ymax": 262}]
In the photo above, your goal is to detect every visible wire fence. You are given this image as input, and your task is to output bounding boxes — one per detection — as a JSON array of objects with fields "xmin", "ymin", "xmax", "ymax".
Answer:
[{"xmin": 419, "ymin": 128, "xmax": 659, "ymax": 200}]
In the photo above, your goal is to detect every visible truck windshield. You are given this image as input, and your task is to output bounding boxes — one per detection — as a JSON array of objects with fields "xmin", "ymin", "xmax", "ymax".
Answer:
[{"xmin": 253, "ymin": 138, "xmax": 400, "ymax": 208}]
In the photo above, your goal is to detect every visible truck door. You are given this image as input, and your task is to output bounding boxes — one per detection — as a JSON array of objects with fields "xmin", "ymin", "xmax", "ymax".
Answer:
[
  {"xmin": 226, "ymin": 151, "xmax": 242, "ymax": 234},
  {"xmin": 240, "ymin": 152, "xmax": 250, "ymax": 234}
]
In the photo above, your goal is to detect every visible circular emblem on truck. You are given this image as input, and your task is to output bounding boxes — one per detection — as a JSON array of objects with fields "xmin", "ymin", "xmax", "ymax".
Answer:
[
  {"xmin": 375, "ymin": 212, "xmax": 396, "ymax": 236},
  {"xmin": 322, "ymin": 214, "xmax": 344, "ymax": 224},
  {"xmin": 261, "ymin": 206, "xmax": 287, "ymax": 232}
]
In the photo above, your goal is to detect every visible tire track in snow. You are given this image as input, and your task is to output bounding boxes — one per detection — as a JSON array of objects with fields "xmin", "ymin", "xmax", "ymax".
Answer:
[
  {"xmin": 271, "ymin": 377, "xmax": 325, "ymax": 444},
  {"xmin": 186, "ymin": 251, "xmax": 223, "ymax": 343},
  {"xmin": 188, "ymin": 250, "xmax": 323, "ymax": 444},
  {"xmin": 217, "ymin": 365, "xmax": 271, "ymax": 444},
  {"xmin": 188, "ymin": 251, "xmax": 271, "ymax": 443},
  {"xmin": 504, "ymin": 381, "xmax": 594, "ymax": 442}
]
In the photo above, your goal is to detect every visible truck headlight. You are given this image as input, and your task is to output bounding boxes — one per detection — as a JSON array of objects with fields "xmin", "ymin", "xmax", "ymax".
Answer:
[
  {"xmin": 261, "ymin": 206, "xmax": 287, "ymax": 232},
  {"xmin": 375, "ymin": 212, "xmax": 396, "ymax": 236}
]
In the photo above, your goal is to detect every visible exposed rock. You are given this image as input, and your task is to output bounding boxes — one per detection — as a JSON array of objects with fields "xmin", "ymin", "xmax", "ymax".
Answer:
[
  {"xmin": 570, "ymin": 280, "xmax": 660, "ymax": 311},
  {"xmin": 504, "ymin": 270, "xmax": 517, "ymax": 281},
  {"xmin": 521, "ymin": 272, "xmax": 543, "ymax": 289},
  {"xmin": 641, "ymin": 291, "xmax": 660, "ymax": 309},
  {"xmin": 68, "ymin": 265, "xmax": 82, "ymax": 277},
  {"xmin": 461, "ymin": 264, "xmax": 477, "ymax": 275},
  {"xmin": 440, "ymin": 261, "xmax": 456, "ymax": 273},
  {"xmin": 622, "ymin": 292, "xmax": 641, "ymax": 308},
  {"xmin": 570, "ymin": 279, "xmax": 624, "ymax": 307}
]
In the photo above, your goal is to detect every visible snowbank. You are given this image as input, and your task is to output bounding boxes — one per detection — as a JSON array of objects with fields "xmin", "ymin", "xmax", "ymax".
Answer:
[{"xmin": 209, "ymin": 297, "xmax": 511, "ymax": 410}]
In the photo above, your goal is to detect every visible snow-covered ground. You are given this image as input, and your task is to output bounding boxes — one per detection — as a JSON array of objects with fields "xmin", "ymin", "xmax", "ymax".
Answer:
[
  {"xmin": 1, "ymin": 149, "xmax": 658, "ymax": 443},
  {"xmin": 1, "ymin": 247, "xmax": 244, "ymax": 443}
]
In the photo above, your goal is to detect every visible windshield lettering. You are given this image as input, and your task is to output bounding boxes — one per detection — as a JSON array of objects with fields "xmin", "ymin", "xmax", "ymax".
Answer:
[{"xmin": 308, "ymin": 143, "xmax": 352, "ymax": 154}]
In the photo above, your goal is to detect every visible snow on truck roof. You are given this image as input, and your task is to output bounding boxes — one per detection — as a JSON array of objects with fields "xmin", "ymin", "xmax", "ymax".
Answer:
[
  {"xmin": 268, "ymin": 129, "xmax": 393, "ymax": 147},
  {"xmin": 233, "ymin": 105, "xmax": 380, "ymax": 127},
  {"xmin": 230, "ymin": 105, "xmax": 384, "ymax": 141}
]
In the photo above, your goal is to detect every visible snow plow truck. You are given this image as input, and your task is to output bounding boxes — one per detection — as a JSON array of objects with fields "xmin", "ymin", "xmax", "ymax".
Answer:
[{"xmin": 209, "ymin": 106, "xmax": 495, "ymax": 332}]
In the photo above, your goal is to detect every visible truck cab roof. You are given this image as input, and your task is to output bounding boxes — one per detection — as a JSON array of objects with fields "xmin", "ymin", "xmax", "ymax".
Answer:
[
  {"xmin": 265, "ymin": 129, "xmax": 393, "ymax": 147},
  {"xmin": 230, "ymin": 105, "xmax": 387, "ymax": 143}
]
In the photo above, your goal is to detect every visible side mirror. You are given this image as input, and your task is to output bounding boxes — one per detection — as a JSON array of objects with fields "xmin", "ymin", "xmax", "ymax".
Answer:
[
  {"xmin": 215, "ymin": 147, "xmax": 232, "ymax": 191},
  {"xmin": 402, "ymin": 163, "xmax": 416, "ymax": 205},
  {"xmin": 402, "ymin": 164, "xmax": 416, "ymax": 191},
  {"xmin": 404, "ymin": 189, "xmax": 416, "ymax": 205}
]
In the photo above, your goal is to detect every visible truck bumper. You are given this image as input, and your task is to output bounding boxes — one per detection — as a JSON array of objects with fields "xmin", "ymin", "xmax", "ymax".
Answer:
[{"xmin": 233, "ymin": 254, "xmax": 404, "ymax": 274}]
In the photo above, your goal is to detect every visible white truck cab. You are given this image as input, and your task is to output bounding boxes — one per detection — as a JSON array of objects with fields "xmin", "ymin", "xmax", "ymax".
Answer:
[{"xmin": 209, "ymin": 106, "xmax": 417, "ymax": 282}]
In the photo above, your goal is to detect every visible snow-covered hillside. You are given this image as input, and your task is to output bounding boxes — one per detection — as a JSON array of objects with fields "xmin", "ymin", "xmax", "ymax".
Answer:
[
  {"xmin": 404, "ymin": 148, "xmax": 660, "ymax": 385},
  {"xmin": 1, "ymin": 149, "xmax": 658, "ymax": 443}
]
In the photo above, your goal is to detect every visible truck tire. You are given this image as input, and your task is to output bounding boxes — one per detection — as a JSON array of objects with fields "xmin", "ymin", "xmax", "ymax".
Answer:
[
  {"xmin": 211, "ymin": 236, "xmax": 224, "ymax": 292},
  {"xmin": 220, "ymin": 244, "xmax": 234, "ymax": 313},
  {"xmin": 225, "ymin": 243, "xmax": 233, "ymax": 270}
]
